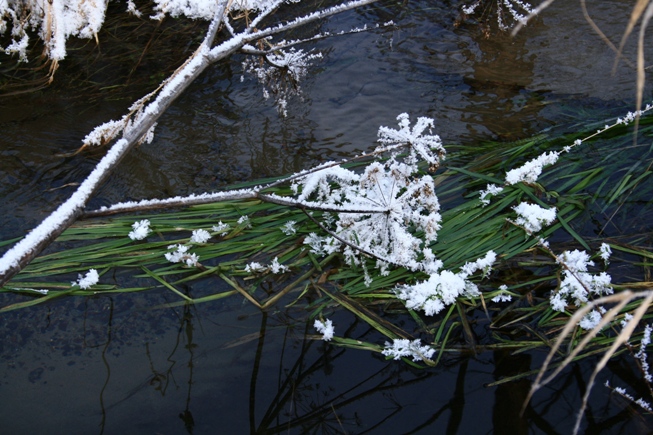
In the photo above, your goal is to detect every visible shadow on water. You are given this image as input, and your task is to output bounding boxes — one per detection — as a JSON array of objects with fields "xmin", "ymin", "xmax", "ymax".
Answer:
[{"xmin": 1, "ymin": 1, "xmax": 653, "ymax": 433}]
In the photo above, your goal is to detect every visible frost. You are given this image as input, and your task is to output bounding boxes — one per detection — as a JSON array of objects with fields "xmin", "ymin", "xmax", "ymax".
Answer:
[
  {"xmin": 269, "ymin": 257, "xmax": 290, "ymax": 274},
  {"xmin": 462, "ymin": 0, "xmax": 534, "ymax": 31},
  {"xmin": 296, "ymin": 115, "xmax": 444, "ymax": 278},
  {"xmin": 281, "ymin": 220, "xmax": 297, "ymax": 235},
  {"xmin": 314, "ymin": 318, "xmax": 334, "ymax": 341},
  {"xmin": 376, "ymin": 113, "xmax": 445, "ymax": 171},
  {"xmin": 550, "ymin": 249, "xmax": 613, "ymax": 312},
  {"xmin": 237, "ymin": 215, "xmax": 252, "ymax": 228},
  {"xmin": 245, "ymin": 262, "xmax": 266, "ymax": 273},
  {"xmin": 599, "ymin": 243, "xmax": 612, "ymax": 264},
  {"xmin": 245, "ymin": 257, "xmax": 289, "ymax": 274},
  {"xmin": 243, "ymin": 48, "xmax": 323, "ymax": 116},
  {"xmin": 512, "ymin": 202, "xmax": 556, "ymax": 233},
  {"xmin": 212, "ymin": 221, "xmax": 231, "ymax": 235},
  {"xmin": 492, "ymin": 285, "xmax": 512, "ymax": 303},
  {"xmin": 579, "ymin": 310, "xmax": 602, "ymax": 330},
  {"xmin": 505, "ymin": 151, "xmax": 559, "ymax": 185},
  {"xmin": 72, "ymin": 269, "xmax": 99, "ymax": 290},
  {"xmin": 165, "ymin": 244, "xmax": 199, "ymax": 267},
  {"xmin": 396, "ymin": 251, "xmax": 496, "ymax": 316},
  {"xmin": 128, "ymin": 219, "xmax": 151, "ymax": 241},
  {"xmin": 479, "ymin": 183, "xmax": 504, "ymax": 206},
  {"xmin": 381, "ymin": 339, "xmax": 435, "ymax": 362},
  {"xmin": 191, "ymin": 229, "xmax": 211, "ymax": 244}
]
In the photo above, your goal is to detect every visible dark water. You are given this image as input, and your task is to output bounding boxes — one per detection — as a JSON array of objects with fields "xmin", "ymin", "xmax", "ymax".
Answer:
[{"xmin": 1, "ymin": 1, "xmax": 652, "ymax": 433}]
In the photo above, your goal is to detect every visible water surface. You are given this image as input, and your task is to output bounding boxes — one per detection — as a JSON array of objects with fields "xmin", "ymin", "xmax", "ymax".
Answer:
[{"xmin": 1, "ymin": 1, "xmax": 651, "ymax": 433}]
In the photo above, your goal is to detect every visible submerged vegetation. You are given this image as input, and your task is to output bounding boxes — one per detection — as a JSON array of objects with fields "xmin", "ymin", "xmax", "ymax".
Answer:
[{"xmin": 1, "ymin": 0, "xmax": 653, "ymax": 432}]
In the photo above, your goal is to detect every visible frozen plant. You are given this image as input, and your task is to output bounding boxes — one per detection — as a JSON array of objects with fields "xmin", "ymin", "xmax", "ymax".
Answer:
[
  {"xmin": 269, "ymin": 257, "xmax": 290, "ymax": 274},
  {"xmin": 479, "ymin": 183, "xmax": 504, "ymax": 206},
  {"xmin": 314, "ymin": 318, "xmax": 335, "ymax": 341},
  {"xmin": 242, "ymin": 48, "xmax": 323, "ymax": 116},
  {"xmin": 245, "ymin": 257, "xmax": 289, "ymax": 274},
  {"xmin": 237, "ymin": 215, "xmax": 252, "ymax": 228},
  {"xmin": 579, "ymin": 310, "xmax": 603, "ymax": 331},
  {"xmin": 190, "ymin": 229, "xmax": 211, "ymax": 244},
  {"xmin": 72, "ymin": 269, "xmax": 99, "ymax": 289},
  {"xmin": 245, "ymin": 262, "xmax": 267, "ymax": 273},
  {"xmin": 212, "ymin": 221, "xmax": 231, "ymax": 235},
  {"xmin": 165, "ymin": 244, "xmax": 200, "ymax": 267},
  {"xmin": 599, "ymin": 243, "xmax": 612, "ymax": 265},
  {"xmin": 128, "ymin": 219, "xmax": 151, "ymax": 240},
  {"xmin": 396, "ymin": 251, "xmax": 497, "ymax": 316},
  {"xmin": 381, "ymin": 339, "xmax": 435, "ymax": 362},
  {"xmin": 296, "ymin": 114, "xmax": 444, "ymax": 276},
  {"xmin": 511, "ymin": 202, "xmax": 556, "ymax": 234},
  {"xmin": 549, "ymin": 249, "xmax": 613, "ymax": 312},
  {"xmin": 280, "ymin": 220, "xmax": 297, "ymax": 235},
  {"xmin": 505, "ymin": 151, "xmax": 559, "ymax": 185},
  {"xmin": 491, "ymin": 284, "xmax": 513, "ymax": 302}
]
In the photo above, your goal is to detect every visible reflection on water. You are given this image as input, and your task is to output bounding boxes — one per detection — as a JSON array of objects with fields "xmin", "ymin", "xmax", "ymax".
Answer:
[
  {"xmin": 2, "ymin": 290, "xmax": 649, "ymax": 433},
  {"xmin": 1, "ymin": 1, "xmax": 653, "ymax": 433}
]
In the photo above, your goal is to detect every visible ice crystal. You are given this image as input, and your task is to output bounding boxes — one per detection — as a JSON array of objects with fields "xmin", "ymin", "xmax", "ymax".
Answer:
[
  {"xmin": 245, "ymin": 262, "xmax": 267, "ymax": 273},
  {"xmin": 599, "ymin": 243, "xmax": 612, "ymax": 264},
  {"xmin": 72, "ymin": 269, "xmax": 99, "ymax": 289},
  {"xmin": 512, "ymin": 202, "xmax": 556, "ymax": 233},
  {"xmin": 243, "ymin": 48, "xmax": 323, "ymax": 116},
  {"xmin": 479, "ymin": 183, "xmax": 504, "ymax": 206},
  {"xmin": 314, "ymin": 318, "xmax": 334, "ymax": 341},
  {"xmin": 396, "ymin": 251, "xmax": 496, "ymax": 316},
  {"xmin": 237, "ymin": 215, "xmax": 252, "ymax": 228},
  {"xmin": 190, "ymin": 229, "xmax": 211, "ymax": 244},
  {"xmin": 492, "ymin": 285, "xmax": 512, "ymax": 303},
  {"xmin": 297, "ymin": 115, "xmax": 444, "ymax": 277},
  {"xmin": 270, "ymin": 257, "xmax": 290, "ymax": 274},
  {"xmin": 550, "ymin": 249, "xmax": 613, "ymax": 312},
  {"xmin": 128, "ymin": 219, "xmax": 151, "ymax": 241},
  {"xmin": 505, "ymin": 151, "xmax": 559, "ymax": 185},
  {"xmin": 579, "ymin": 310, "xmax": 602, "ymax": 330},
  {"xmin": 381, "ymin": 339, "xmax": 435, "ymax": 362},
  {"xmin": 281, "ymin": 220, "xmax": 297, "ymax": 235},
  {"xmin": 165, "ymin": 244, "xmax": 199, "ymax": 267},
  {"xmin": 212, "ymin": 221, "xmax": 231, "ymax": 235}
]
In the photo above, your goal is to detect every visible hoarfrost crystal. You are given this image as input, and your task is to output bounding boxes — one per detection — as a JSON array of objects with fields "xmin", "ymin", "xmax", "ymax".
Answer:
[
  {"xmin": 128, "ymin": 219, "xmax": 151, "ymax": 240},
  {"xmin": 72, "ymin": 269, "xmax": 99, "ymax": 289},
  {"xmin": 314, "ymin": 318, "xmax": 335, "ymax": 341},
  {"xmin": 191, "ymin": 229, "xmax": 211, "ymax": 244},
  {"xmin": 381, "ymin": 339, "xmax": 435, "ymax": 362}
]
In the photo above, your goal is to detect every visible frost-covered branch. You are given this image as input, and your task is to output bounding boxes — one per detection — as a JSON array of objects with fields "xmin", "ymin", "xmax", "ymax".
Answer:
[{"xmin": 0, "ymin": 0, "xmax": 384, "ymax": 286}]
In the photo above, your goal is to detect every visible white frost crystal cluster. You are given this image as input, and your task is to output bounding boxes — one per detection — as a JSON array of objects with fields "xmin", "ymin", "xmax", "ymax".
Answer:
[
  {"xmin": 165, "ymin": 244, "xmax": 199, "ymax": 267},
  {"xmin": 314, "ymin": 318, "xmax": 335, "ymax": 341},
  {"xmin": 382, "ymin": 339, "xmax": 435, "ymax": 361},
  {"xmin": 298, "ymin": 114, "xmax": 444, "ymax": 274},
  {"xmin": 549, "ymin": 249, "xmax": 613, "ymax": 313},
  {"xmin": 244, "ymin": 257, "xmax": 289, "ymax": 274},
  {"xmin": 128, "ymin": 219, "xmax": 151, "ymax": 240},
  {"xmin": 243, "ymin": 48, "xmax": 323, "ymax": 116},
  {"xmin": 395, "ymin": 251, "xmax": 497, "ymax": 316},
  {"xmin": 190, "ymin": 229, "xmax": 211, "ymax": 244},
  {"xmin": 72, "ymin": 269, "xmax": 99, "ymax": 289},
  {"xmin": 512, "ymin": 202, "xmax": 556, "ymax": 233},
  {"xmin": 505, "ymin": 151, "xmax": 559, "ymax": 185}
]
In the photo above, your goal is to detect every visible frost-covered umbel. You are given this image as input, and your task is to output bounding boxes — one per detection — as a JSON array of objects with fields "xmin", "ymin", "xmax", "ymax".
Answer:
[
  {"xmin": 298, "ymin": 114, "xmax": 444, "ymax": 276},
  {"xmin": 242, "ymin": 48, "xmax": 323, "ymax": 116}
]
